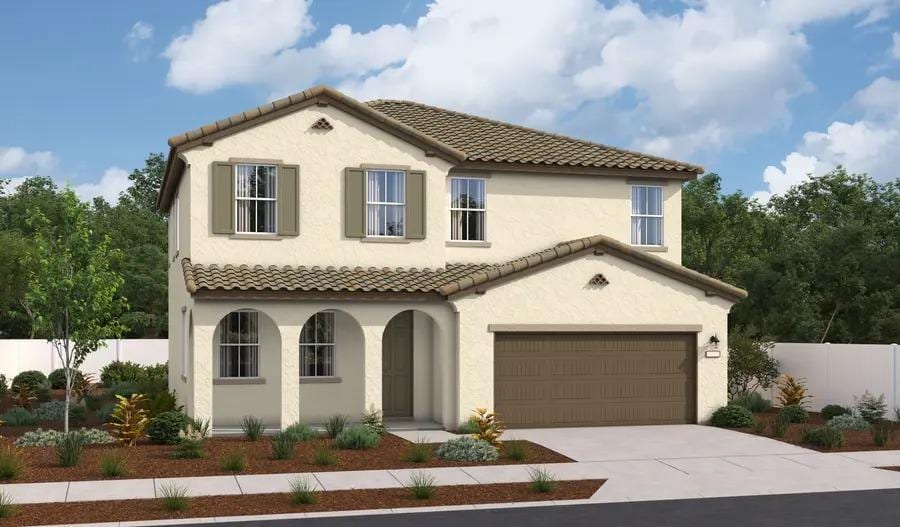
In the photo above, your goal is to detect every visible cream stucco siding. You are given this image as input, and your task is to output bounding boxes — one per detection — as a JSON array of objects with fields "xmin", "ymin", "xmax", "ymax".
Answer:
[
  {"xmin": 446, "ymin": 172, "xmax": 683, "ymax": 264},
  {"xmin": 450, "ymin": 251, "xmax": 733, "ymax": 424}
]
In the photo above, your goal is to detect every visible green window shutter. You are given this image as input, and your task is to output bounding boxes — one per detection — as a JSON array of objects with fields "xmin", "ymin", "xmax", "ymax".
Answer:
[
  {"xmin": 277, "ymin": 165, "xmax": 300, "ymax": 236},
  {"xmin": 344, "ymin": 167, "xmax": 366, "ymax": 238},
  {"xmin": 405, "ymin": 170, "xmax": 426, "ymax": 239},
  {"xmin": 211, "ymin": 162, "xmax": 235, "ymax": 234}
]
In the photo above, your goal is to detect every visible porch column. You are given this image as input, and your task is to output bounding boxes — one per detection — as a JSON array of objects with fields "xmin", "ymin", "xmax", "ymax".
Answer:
[
  {"xmin": 191, "ymin": 324, "xmax": 215, "ymax": 424},
  {"xmin": 362, "ymin": 325, "xmax": 386, "ymax": 411},
  {"xmin": 279, "ymin": 325, "xmax": 302, "ymax": 427}
]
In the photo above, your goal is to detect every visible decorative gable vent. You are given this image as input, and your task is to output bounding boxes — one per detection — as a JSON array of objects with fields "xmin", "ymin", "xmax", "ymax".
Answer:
[
  {"xmin": 588, "ymin": 273, "xmax": 609, "ymax": 287},
  {"xmin": 311, "ymin": 117, "xmax": 333, "ymax": 131}
]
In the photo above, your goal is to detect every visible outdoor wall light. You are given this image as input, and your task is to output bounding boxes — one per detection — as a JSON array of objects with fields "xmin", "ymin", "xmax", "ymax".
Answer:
[{"xmin": 705, "ymin": 334, "xmax": 721, "ymax": 358}]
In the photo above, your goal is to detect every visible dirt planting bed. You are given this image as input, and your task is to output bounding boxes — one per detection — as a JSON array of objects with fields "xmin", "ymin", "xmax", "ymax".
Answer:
[
  {"xmin": 5, "ymin": 433, "xmax": 571, "ymax": 483},
  {"xmin": 0, "ymin": 480, "xmax": 604, "ymax": 526},
  {"xmin": 732, "ymin": 410, "xmax": 900, "ymax": 452}
]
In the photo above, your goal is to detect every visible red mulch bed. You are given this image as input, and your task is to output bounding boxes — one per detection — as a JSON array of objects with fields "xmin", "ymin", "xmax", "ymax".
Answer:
[
  {"xmin": 3, "ymin": 434, "xmax": 571, "ymax": 483},
  {"xmin": 732, "ymin": 410, "xmax": 900, "ymax": 452},
  {"xmin": 0, "ymin": 480, "xmax": 604, "ymax": 526}
]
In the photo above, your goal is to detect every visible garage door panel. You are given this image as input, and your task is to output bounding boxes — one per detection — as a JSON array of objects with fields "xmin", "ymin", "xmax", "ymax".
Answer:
[{"xmin": 494, "ymin": 332, "xmax": 696, "ymax": 427}]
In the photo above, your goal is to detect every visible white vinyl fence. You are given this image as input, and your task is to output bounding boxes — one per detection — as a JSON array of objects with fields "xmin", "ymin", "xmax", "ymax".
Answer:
[
  {"xmin": 0, "ymin": 339, "xmax": 168, "ymax": 380},
  {"xmin": 768, "ymin": 342, "xmax": 900, "ymax": 415}
]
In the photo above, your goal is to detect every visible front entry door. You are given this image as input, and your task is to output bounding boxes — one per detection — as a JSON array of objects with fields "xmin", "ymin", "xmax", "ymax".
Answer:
[{"xmin": 382, "ymin": 311, "xmax": 414, "ymax": 418}]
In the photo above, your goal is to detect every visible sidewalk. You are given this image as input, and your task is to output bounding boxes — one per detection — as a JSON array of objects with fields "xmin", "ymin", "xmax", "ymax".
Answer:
[{"xmin": 3, "ymin": 450, "xmax": 900, "ymax": 506}]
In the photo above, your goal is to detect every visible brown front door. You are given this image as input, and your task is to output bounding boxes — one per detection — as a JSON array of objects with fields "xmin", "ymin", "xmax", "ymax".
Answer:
[
  {"xmin": 382, "ymin": 311, "xmax": 414, "ymax": 418},
  {"xmin": 494, "ymin": 332, "xmax": 696, "ymax": 427}
]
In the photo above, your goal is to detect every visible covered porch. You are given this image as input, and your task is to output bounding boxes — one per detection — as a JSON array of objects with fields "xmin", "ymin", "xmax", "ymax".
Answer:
[{"xmin": 183, "ymin": 299, "xmax": 459, "ymax": 431}]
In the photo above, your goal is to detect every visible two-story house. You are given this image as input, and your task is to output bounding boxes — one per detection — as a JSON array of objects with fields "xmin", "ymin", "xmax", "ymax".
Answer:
[{"xmin": 158, "ymin": 86, "xmax": 746, "ymax": 432}]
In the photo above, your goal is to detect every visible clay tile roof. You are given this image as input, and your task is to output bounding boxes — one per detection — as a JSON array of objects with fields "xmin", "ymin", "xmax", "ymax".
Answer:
[
  {"xmin": 182, "ymin": 235, "xmax": 747, "ymax": 302},
  {"xmin": 365, "ymin": 99, "xmax": 703, "ymax": 174}
]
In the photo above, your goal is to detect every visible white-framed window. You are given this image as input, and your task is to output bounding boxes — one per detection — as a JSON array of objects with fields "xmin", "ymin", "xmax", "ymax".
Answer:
[
  {"xmin": 218, "ymin": 310, "xmax": 260, "ymax": 378},
  {"xmin": 300, "ymin": 311, "xmax": 335, "ymax": 377},
  {"xmin": 366, "ymin": 169, "xmax": 405, "ymax": 237},
  {"xmin": 235, "ymin": 164, "xmax": 277, "ymax": 234},
  {"xmin": 631, "ymin": 185, "xmax": 664, "ymax": 246},
  {"xmin": 450, "ymin": 177, "xmax": 486, "ymax": 241}
]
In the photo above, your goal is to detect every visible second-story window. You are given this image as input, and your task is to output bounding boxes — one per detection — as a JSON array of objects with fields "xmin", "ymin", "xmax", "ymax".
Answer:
[
  {"xmin": 450, "ymin": 178, "xmax": 485, "ymax": 241},
  {"xmin": 366, "ymin": 169, "xmax": 405, "ymax": 237},
  {"xmin": 235, "ymin": 164, "xmax": 277, "ymax": 234},
  {"xmin": 631, "ymin": 185, "xmax": 663, "ymax": 246}
]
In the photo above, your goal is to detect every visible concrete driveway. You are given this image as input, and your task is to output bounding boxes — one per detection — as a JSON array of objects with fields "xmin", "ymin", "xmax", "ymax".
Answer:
[{"xmin": 505, "ymin": 424, "xmax": 813, "ymax": 462}]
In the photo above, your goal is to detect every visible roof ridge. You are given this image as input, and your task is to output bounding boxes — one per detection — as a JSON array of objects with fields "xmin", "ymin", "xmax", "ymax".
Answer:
[{"xmin": 366, "ymin": 99, "xmax": 703, "ymax": 173}]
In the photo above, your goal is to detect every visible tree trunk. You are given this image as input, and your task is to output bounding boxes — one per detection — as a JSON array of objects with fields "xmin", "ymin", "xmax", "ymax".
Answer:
[
  {"xmin": 63, "ymin": 308, "xmax": 70, "ymax": 434},
  {"xmin": 820, "ymin": 305, "xmax": 839, "ymax": 344}
]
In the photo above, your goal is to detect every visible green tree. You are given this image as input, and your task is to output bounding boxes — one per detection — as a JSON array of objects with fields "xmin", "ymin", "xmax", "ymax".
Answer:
[{"xmin": 25, "ymin": 189, "xmax": 127, "ymax": 432}]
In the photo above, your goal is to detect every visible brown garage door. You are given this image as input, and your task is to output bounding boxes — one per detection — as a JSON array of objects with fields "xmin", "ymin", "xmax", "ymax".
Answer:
[{"xmin": 494, "ymin": 332, "xmax": 696, "ymax": 427}]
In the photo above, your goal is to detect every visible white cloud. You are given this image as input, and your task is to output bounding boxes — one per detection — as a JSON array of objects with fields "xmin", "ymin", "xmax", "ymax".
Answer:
[
  {"xmin": 757, "ymin": 76, "xmax": 900, "ymax": 201},
  {"xmin": 892, "ymin": 32, "xmax": 900, "ymax": 59},
  {"xmin": 71, "ymin": 167, "xmax": 131, "ymax": 203},
  {"xmin": 164, "ymin": 0, "xmax": 315, "ymax": 94},
  {"xmin": 163, "ymin": 0, "xmax": 898, "ymax": 159},
  {"xmin": 0, "ymin": 146, "xmax": 57, "ymax": 175},
  {"xmin": 125, "ymin": 21, "xmax": 154, "ymax": 62}
]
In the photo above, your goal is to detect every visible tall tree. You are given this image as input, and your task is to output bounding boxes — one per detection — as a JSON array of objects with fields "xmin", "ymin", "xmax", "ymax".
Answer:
[{"xmin": 26, "ymin": 189, "xmax": 127, "ymax": 432}]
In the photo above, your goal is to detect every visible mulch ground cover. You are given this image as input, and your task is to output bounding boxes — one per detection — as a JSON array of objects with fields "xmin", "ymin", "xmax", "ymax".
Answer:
[
  {"xmin": 0, "ymin": 480, "xmax": 605, "ymax": 526},
  {"xmin": 731, "ymin": 410, "xmax": 900, "ymax": 452},
  {"xmin": 4, "ymin": 434, "xmax": 572, "ymax": 483}
]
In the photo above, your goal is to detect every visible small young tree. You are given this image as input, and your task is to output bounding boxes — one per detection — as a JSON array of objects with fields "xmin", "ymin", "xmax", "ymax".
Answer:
[
  {"xmin": 25, "ymin": 189, "xmax": 127, "ymax": 432},
  {"xmin": 727, "ymin": 330, "xmax": 779, "ymax": 399}
]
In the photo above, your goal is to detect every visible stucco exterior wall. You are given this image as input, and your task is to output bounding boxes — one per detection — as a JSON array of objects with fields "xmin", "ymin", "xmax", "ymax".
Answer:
[
  {"xmin": 450, "ymin": 251, "xmax": 733, "ymax": 425},
  {"xmin": 168, "ymin": 168, "xmax": 193, "ymax": 413},
  {"xmin": 446, "ymin": 172, "xmax": 683, "ymax": 264}
]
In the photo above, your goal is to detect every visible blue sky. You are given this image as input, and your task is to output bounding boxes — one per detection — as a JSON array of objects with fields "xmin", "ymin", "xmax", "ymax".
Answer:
[{"xmin": 1, "ymin": 0, "xmax": 898, "ymax": 202}]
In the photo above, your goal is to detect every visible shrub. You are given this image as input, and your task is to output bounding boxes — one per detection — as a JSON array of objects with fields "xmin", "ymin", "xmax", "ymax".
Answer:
[
  {"xmin": 147, "ymin": 390, "xmax": 181, "ymax": 418},
  {"xmin": 0, "ymin": 374, "xmax": 6, "ymax": 399},
  {"xmin": 504, "ymin": 440, "xmax": 529, "ymax": 461},
  {"xmin": 727, "ymin": 332, "xmax": 779, "ymax": 399},
  {"xmin": 470, "ymin": 408, "xmax": 505, "ymax": 446},
  {"xmin": 435, "ymin": 436, "xmax": 499, "ymax": 462},
  {"xmin": 100, "ymin": 450, "xmax": 128, "ymax": 478},
  {"xmin": 282, "ymin": 422, "xmax": 316, "ymax": 443},
  {"xmin": 219, "ymin": 448, "xmax": 247, "ymax": 472},
  {"xmin": 14, "ymin": 428, "xmax": 114, "ymax": 447},
  {"xmin": 148, "ymin": 411, "xmax": 191, "ymax": 445},
  {"xmin": 312, "ymin": 445, "xmax": 337, "ymax": 466},
  {"xmin": 9, "ymin": 383, "xmax": 37, "ymax": 410},
  {"xmin": 187, "ymin": 417, "xmax": 211, "ymax": 439},
  {"xmin": 143, "ymin": 363, "xmax": 168, "ymax": 384},
  {"xmin": 0, "ymin": 443, "xmax": 24, "ymax": 480},
  {"xmin": 99, "ymin": 402, "xmax": 116, "ymax": 422},
  {"xmin": 159, "ymin": 482, "xmax": 189, "ymax": 511},
  {"xmin": 55, "ymin": 432, "xmax": 86, "ymax": 467},
  {"xmin": 361, "ymin": 404, "xmax": 386, "ymax": 436},
  {"xmin": 777, "ymin": 374, "xmax": 811, "ymax": 408},
  {"xmin": 173, "ymin": 424, "xmax": 205, "ymax": 459},
  {"xmin": 1, "ymin": 407, "xmax": 36, "ymax": 427},
  {"xmin": 854, "ymin": 391, "xmax": 887, "ymax": 423},
  {"xmin": 872, "ymin": 420, "xmax": 892, "ymax": 447},
  {"xmin": 109, "ymin": 381, "xmax": 141, "ymax": 400},
  {"xmin": 108, "ymin": 394, "xmax": 150, "ymax": 446},
  {"xmin": 48, "ymin": 368, "xmax": 83, "ymax": 390},
  {"xmin": 827, "ymin": 413, "xmax": 870, "ymax": 431},
  {"xmin": 778, "ymin": 404, "xmax": 809, "ymax": 424},
  {"xmin": 271, "ymin": 433, "xmax": 297, "ymax": 460},
  {"xmin": 821, "ymin": 404, "xmax": 850, "ymax": 422},
  {"xmin": 325, "ymin": 414, "xmax": 348, "ymax": 438},
  {"xmin": 289, "ymin": 476, "xmax": 317, "ymax": 505},
  {"xmin": 33, "ymin": 400, "xmax": 67, "ymax": 421},
  {"xmin": 710, "ymin": 405, "xmax": 754, "ymax": 428},
  {"xmin": 771, "ymin": 413, "xmax": 790, "ymax": 438},
  {"xmin": 84, "ymin": 393, "xmax": 106, "ymax": 412},
  {"xmin": 730, "ymin": 392, "xmax": 772, "ymax": 413},
  {"xmin": 335, "ymin": 425, "xmax": 381, "ymax": 450},
  {"xmin": 408, "ymin": 471, "xmax": 436, "ymax": 499},
  {"xmin": 405, "ymin": 437, "xmax": 433, "ymax": 463},
  {"xmin": 751, "ymin": 417, "xmax": 767, "ymax": 435},
  {"xmin": 528, "ymin": 466, "xmax": 556, "ymax": 493},
  {"xmin": 100, "ymin": 361, "xmax": 145, "ymax": 386},
  {"xmin": 0, "ymin": 491, "xmax": 15, "ymax": 519},
  {"xmin": 71, "ymin": 373, "xmax": 98, "ymax": 404},
  {"xmin": 456, "ymin": 416, "xmax": 479, "ymax": 434},
  {"xmin": 69, "ymin": 404, "xmax": 86, "ymax": 423},
  {"xmin": 802, "ymin": 426, "xmax": 843, "ymax": 449},
  {"xmin": 242, "ymin": 416, "xmax": 265, "ymax": 441},
  {"xmin": 12, "ymin": 371, "xmax": 48, "ymax": 393}
]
